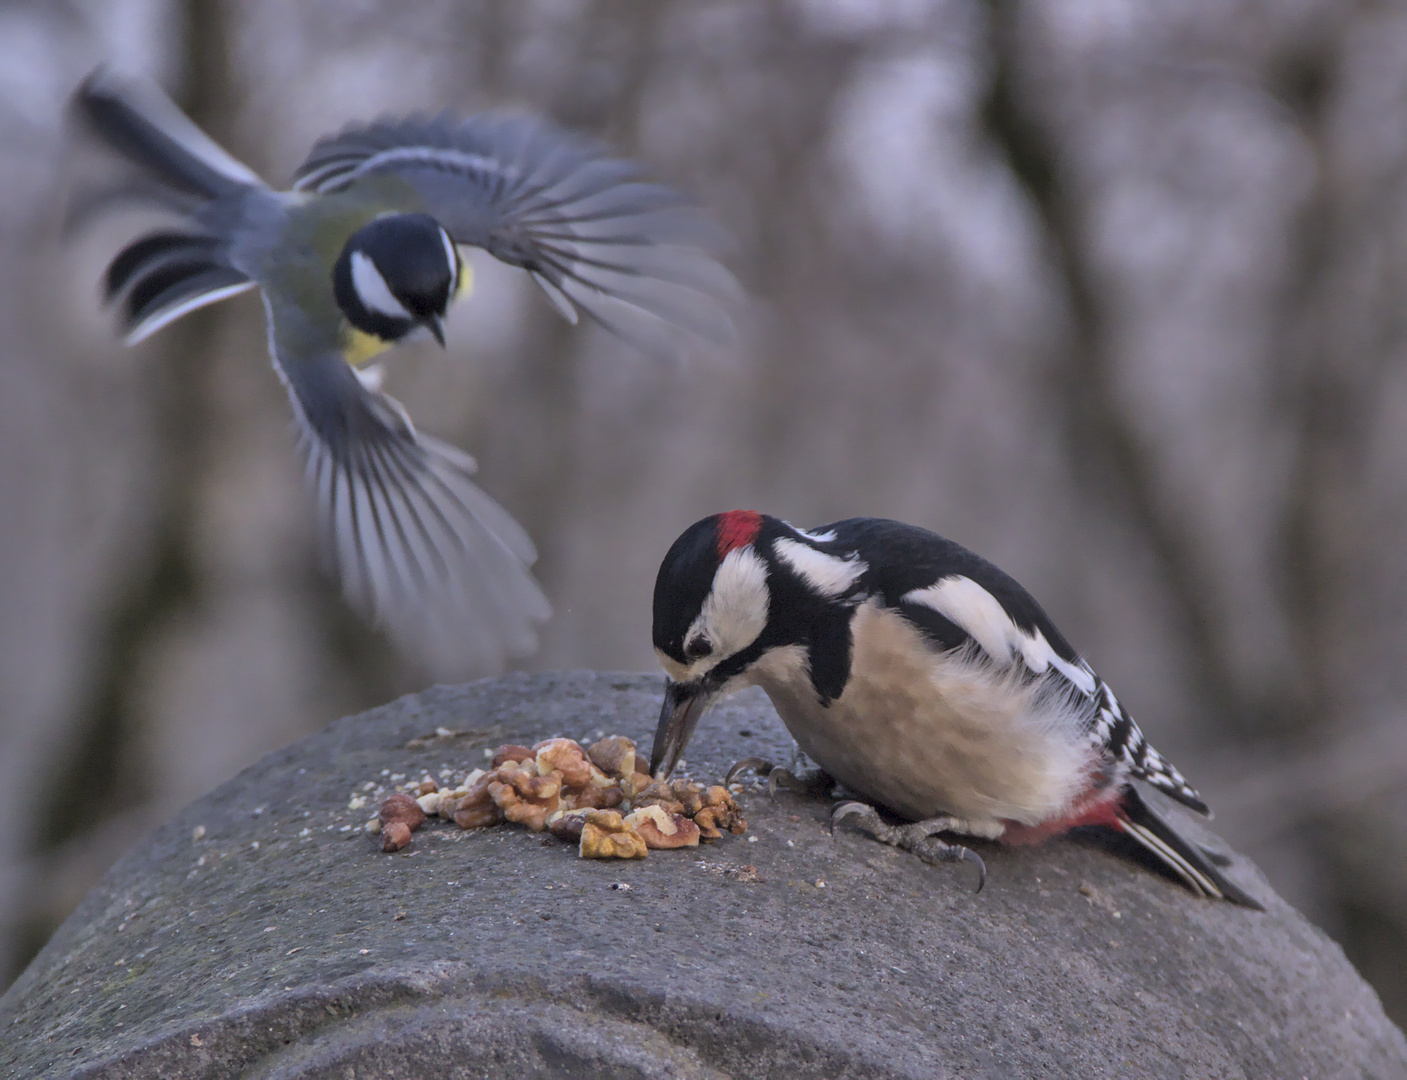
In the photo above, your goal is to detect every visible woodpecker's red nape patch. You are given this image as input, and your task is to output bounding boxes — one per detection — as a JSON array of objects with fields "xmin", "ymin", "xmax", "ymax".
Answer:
[{"xmin": 715, "ymin": 510, "xmax": 763, "ymax": 558}]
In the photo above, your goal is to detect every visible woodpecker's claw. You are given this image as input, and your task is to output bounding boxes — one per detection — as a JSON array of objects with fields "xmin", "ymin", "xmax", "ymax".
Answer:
[
  {"xmin": 831, "ymin": 801, "xmax": 987, "ymax": 894},
  {"xmin": 830, "ymin": 800, "xmax": 870, "ymax": 836},
  {"xmin": 724, "ymin": 757, "xmax": 774, "ymax": 786},
  {"xmin": 958, "ymin": 846, "xmax": 987, "ymax": 894},
  {"xmin": 767, "ymin": 767, "xmax": 791, "ymax": 799},
  {"xmin": 722, "ymin": 757, "xmax": 792, "ymax": 798},
  {"xmin": 724, "ymin": 758, "xmax": 834, "ymax": 800}
]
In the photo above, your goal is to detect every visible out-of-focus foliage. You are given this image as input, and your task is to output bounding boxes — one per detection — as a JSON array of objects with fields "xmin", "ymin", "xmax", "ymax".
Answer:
[{"xmin": 2, "ymin": 0, "xmax": 1406, "ymax": 1023}]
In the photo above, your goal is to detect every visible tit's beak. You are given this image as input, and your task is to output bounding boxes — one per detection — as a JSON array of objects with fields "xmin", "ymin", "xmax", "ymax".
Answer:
[
  {"xmin": 424, "ymin": 315, "xmax": 446, "ymax": 348},
  {"xmin": 650, "ymin": 680, "xmax": 714, "ymax": 780}
]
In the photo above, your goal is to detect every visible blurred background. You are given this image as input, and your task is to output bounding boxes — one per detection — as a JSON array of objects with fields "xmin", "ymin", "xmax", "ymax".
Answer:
[{"xmin": 2, "ymin": 0, "xmax": 1406, "ymax": 1023}]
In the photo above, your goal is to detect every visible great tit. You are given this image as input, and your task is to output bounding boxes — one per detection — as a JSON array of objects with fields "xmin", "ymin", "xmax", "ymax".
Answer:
[{"xmin": 75, "ymin": 69, "xmax": 735, "ymax": 672}]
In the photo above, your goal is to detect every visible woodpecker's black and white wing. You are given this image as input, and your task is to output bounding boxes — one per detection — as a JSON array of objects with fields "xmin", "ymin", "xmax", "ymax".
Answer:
[
  {"xmin": 826, "ymin": 518, "xmax": 1210, "ymax": 814},
  {"xmin": 269, "ymin": 320, "xmax": 549, "ymax": 672},
  {"xmin": 291, "ymin": 113, "xmax": 737, "ymax": 359}
]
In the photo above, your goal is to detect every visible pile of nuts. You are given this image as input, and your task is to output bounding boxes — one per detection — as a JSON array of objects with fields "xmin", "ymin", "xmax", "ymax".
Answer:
[{"xmin": 373, "ymin": 734, "xmax": 746, "ymax": 858}]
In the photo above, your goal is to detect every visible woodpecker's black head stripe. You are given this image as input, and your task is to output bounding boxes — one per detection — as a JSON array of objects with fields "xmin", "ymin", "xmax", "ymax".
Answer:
[{"xmin": 652, "ymin": 516, "xmax": 725, "ymax": 661}]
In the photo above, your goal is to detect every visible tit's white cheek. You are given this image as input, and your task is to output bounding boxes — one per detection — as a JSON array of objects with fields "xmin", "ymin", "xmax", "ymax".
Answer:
[{"xmin": 351, "ymin": 250, "xmax": 412, "ymax": 319}]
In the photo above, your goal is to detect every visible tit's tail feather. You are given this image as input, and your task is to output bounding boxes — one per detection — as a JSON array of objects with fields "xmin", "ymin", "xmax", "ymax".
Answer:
[
  {"xmin": 76, "ymin": 70, "xmax": 263, "ymax": 341},
  {"xmin": 1116, "ymin": 787, "xmax": 1264, "ymax": 910},
  {"xmin": 105, "ymin": 230, "xmax": 255, "ymax": 342},
  {"xmin": 76, "ymin": 68, "xmax": 265, "ymax": 201}
]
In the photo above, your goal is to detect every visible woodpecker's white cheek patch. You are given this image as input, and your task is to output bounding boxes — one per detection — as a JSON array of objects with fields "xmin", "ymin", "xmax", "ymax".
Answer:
[
  {"xmin": 773, "ymin": 538, "xmax": 866, "ymax": 597},
  {"xmin": 702, "ymin": 547, "xmax": 770, "ymax": 647},
  {"xmin": 675, "ymin": 547, "xmax": 770, "ymax": 681},
  {"xmin": 350, "ymin": 250, "xmax": 412, "ymax": 319}
]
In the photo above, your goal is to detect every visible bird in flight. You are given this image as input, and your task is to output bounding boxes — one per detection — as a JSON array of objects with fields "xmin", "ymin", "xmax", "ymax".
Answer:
[{"xmin": 76, "ymin": 68, "xmax": 736, "ymax": 672}]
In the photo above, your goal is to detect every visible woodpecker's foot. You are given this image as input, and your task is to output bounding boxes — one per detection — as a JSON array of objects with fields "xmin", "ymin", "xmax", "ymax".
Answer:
[
  {"xmin": 724, "ymin": 757, "xmax": 773, "ymax": 785},
  {"xmin": 724, "ymin": 758, "xmax": 835, "ymax": 799},
  {"xmin": 831, "ymin": 801, "xmax": 987, "ymax": 893}
]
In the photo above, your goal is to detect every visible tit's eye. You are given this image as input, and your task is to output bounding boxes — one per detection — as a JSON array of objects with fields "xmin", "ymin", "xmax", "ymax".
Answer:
[{"xmin": 684, "ymin": 637, "xmax": 713, "ymax": 660}]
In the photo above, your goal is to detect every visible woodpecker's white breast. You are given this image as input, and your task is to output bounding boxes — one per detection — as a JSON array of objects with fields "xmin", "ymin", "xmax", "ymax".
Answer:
[{"xmin": 745, "ymin": 599, "xmax": 1101, "ymax": 825}]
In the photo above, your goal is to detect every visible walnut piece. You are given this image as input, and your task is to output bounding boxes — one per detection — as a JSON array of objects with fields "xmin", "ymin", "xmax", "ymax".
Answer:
[
  {"xmin": 671, "ymin": 781, "xmax": 706, "ymax": 817},
  {"xmin": 435, "ymin": 788, "xmax": 469, "ymax": 819},
  {"xmin": 442, "ymin": 773, "xmax": 503, "ymax": 829},
  {"xmin": 629, "ymin": 780, "xmax": 683, "ymax": 816},
  {"xmin": 535, "ymin": 738, "xmax": 594, "ymax": 789},
  {"xmin": 494, "ymin": 759, "xmax": 561, "ymax": 801},
  {"xmin": 489, "ymin": 766, "xmax": 561, "ymax": 831},
  {"xmin": 614, "ymin": 770, "xmax": 653, "ymax": 800},
  {"xmin": 562, "ymin": 784, "xmax": 624, "ymax": 811},
  {"xmin": 454, "ymin": 802, "xmax": 504, "ymax": 829},
  {"xmin": 625, "ymin": 805, "xmax": 701, "ymax": 849},
  {"xmin": 547, "ymin": 809, "xmax": 589, "ymax": 840},
  {"xmin": 587, "ymin": 735, "xmax": 637, "ymax": 779},
  {"xmin": 491, "ymin": 744, "xmax": 535, "ymax": 768},
  {"xmin": 579, "ymin": 810, "xmax": 648, "ymax": 859},
  {"xmin": 377, "ymin": 793, "xmax": 427, "ymax": 850},
  {"xmin": 416, "ymin": 791, "xmax": 443, "ymax": 816},
  {"xmin": 693, "ymin": 786, "xmax": 747, "ymax": 839},
  {"xmin": 381, "ymin": 821, "xmax": 414, "ymax": 852},
  {"xmin": 379, "ymin": 792, "xmax": 427, "ymax": 831}
]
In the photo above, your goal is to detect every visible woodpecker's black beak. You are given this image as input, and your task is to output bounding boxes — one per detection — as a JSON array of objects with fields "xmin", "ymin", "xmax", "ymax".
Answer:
[
  {"xmin": 425, "ymin": 315, "xmax": 446, "ymax": 347},
  {"xmin": 650, "ymin": 680, "xmax": 713, "ymax": 780}
]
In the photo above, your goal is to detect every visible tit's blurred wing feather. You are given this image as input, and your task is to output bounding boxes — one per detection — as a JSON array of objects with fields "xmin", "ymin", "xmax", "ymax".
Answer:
[
  {"xmin": 291, "ymin": 113, "xmax": 737, "ymax": 359},
  {"xmin": 270, "ymin": 327, "xmax": 549, "ymax": 672}
]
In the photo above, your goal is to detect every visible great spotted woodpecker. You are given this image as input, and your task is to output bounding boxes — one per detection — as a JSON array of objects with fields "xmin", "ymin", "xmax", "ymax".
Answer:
[{"xmin": 650, "ymin": 511, "xmax": 1262, "ymax": 908}]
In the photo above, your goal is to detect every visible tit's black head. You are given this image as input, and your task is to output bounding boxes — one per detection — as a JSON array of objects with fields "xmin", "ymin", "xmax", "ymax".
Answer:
[{"xmin": 333, "ymin": 213, "xmax": 460, "ymax": 344}]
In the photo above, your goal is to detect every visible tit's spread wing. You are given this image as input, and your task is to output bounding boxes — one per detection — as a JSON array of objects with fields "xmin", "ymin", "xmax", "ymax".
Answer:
[
  {"xmin": 291, "ymin": 113, "xmax": 737, "ymax": 359},
  {"xmin": 269, "ymin": 330, "xmax": 549, "ymax": 673}
]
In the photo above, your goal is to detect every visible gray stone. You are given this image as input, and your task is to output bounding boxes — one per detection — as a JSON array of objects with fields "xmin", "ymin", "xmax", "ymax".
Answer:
[{"xmin": 2, "ymin": 671, "xmax": 1403, "ymax": 1079}]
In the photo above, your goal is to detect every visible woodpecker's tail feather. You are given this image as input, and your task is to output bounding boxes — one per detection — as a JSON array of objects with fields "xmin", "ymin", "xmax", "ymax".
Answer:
[{"xmin": 1115, "ymin": 786, "xmax": 1263, "ymax": 910}]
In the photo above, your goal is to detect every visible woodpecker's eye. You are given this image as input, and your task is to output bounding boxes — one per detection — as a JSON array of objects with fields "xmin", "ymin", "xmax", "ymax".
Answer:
[{"xmin": 684, "ymin": 637, "xmax": 713, "ymax": 660}]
